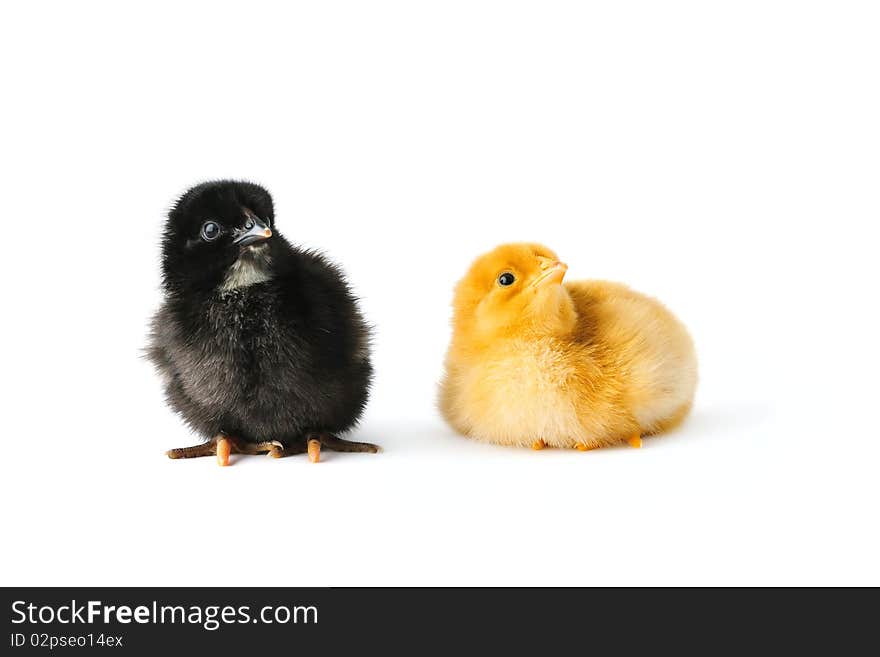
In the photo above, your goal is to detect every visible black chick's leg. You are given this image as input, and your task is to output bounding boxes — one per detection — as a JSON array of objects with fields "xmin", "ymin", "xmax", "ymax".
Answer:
[
  {"xmin": 266, "ymin": 433, "xmax": 380, "ymax": 463},
  {"xmin": 302, "ymin": 432, "xmax": 380, "ymax": 464},
  {"xmin": 267, "ymin": 442, "xmax": 308, "ymax": 458},
  {"xmin": 318, "ymin": 433, "xmax": 380, "ymax": 453},
  {"xmin": 166, "ymin": 434, "xmax": 283, "ymax": 467}
]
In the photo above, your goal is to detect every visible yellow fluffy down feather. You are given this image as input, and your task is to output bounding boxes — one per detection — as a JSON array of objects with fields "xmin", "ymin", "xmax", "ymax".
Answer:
[{"xmin": 438, "ymin": 243, "xmax": 697, "ymax": 450}]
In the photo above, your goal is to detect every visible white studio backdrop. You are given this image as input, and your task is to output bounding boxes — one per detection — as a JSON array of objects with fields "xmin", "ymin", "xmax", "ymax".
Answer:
[{"xmin": 1, "ymin": 1, "xmax": 877, "ymax": 586}]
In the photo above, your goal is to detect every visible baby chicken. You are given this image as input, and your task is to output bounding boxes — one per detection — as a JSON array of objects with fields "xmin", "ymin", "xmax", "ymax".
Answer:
[
  {"xmin": 148, "ymin": 180, "xmax": 378, "ymax": 465},
  {"xmin": 439, "ymin": 243, "xmax": 697, "ymax": 450}
]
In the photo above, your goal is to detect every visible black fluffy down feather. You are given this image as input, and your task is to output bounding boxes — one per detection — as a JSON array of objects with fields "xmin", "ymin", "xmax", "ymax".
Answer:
[{"xmin": 148, "ymin": 181, "xmax": 372, "ymax": 447}]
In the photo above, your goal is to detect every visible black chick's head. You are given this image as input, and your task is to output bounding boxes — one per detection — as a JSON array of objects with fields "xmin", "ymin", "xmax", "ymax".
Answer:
[{"xmin": 161, "ymin": 181, "xmax": 278, "ymax": 294}]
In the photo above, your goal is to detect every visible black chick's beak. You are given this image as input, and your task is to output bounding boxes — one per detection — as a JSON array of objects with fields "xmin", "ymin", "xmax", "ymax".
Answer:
[{"xmin": 234, "ymin": 217, "xmax": 273, "ymax": 247}]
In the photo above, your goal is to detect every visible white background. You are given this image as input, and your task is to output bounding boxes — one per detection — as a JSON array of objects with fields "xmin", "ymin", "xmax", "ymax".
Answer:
[{"xmin": 1, "ymin": 1, "xmax": 878, "ymax": 586}]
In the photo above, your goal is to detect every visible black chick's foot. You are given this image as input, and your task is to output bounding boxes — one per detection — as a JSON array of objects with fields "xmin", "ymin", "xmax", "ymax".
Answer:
[
  {"xmin": 166, "ymin": 434, "xmax": 284, "ymax": 467},
  {"xmin": 269, "ymin": 432, "xmax": 380, "ymax": 464},
  {"xmin": 309, "ymin": 432, "xmax": 381, "ymax": 463}
]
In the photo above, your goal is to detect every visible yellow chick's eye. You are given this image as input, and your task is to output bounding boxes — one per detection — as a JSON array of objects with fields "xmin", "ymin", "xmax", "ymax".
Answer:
[{"xmin": 497, "ymin": 272, "xmax": 516, "ymax": 287}]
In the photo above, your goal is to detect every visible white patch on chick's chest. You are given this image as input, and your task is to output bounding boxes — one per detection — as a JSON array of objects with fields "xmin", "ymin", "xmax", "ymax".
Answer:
[{"xmin": 220, "ymin": 245, "xmax": 272, "ymax": 291}]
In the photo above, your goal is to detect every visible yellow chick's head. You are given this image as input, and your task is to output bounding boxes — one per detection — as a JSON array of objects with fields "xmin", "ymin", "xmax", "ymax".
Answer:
[{"xmin": 451, "ymin": 243, "xmax": 577, "ymax": 342}]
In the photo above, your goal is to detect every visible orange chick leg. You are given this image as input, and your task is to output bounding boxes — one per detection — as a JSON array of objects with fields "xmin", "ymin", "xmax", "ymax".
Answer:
[
  {"xmin": 575, "ymin": 442, "xmax": 598, "ymax": 451},
  {"xmin": 626, "ymin": 433, "xmax": 642, "ymax": 448},
  {"xmin": 532, "ymin": 439, "xmax": 546, "ymax": 450},
  {"xmin": 216, "ymin": 436, "xmax": 231, "ymax": 466},
  {"xmin": 308, "ymin": 438, "xmax": 321, "ymax": 463}
]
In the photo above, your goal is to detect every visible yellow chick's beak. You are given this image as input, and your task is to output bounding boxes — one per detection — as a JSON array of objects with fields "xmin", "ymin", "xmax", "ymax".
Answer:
[{"xmin": 531, "ymin": 261, "xmax": 568, "ymax": 288}]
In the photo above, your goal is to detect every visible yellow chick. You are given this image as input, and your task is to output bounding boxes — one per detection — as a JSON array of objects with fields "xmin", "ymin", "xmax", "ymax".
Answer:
[{"xmin": 439, "ymin": 243, "xmax": 697, "ymax": 450}]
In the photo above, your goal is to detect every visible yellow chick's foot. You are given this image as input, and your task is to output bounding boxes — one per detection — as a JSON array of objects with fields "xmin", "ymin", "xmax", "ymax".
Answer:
[
  {"xmin": 532, "ymin": 439, "xmax": 546, "ymax": 450},
  {"xmin": 575, "ymin": 442, "xmax": 597, "ymax": 451},
  {"xmin": 626, "ymin": 433, "xmax": 642, "ymax": 449}
]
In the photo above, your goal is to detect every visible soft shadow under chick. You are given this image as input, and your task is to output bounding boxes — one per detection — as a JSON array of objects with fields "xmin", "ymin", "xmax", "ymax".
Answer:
[
  {"xmin": 147, "ymin": 180, "xmax": 378, "ymax": 465},
  {"xmin": 439, "ymin": 243, "xmax": 697, "ymax": 450}
]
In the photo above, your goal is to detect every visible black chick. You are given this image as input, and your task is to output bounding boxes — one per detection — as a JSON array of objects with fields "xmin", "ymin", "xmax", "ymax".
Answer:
[{"xmin": 147, "ymin": 180, "xmax": 378, "ymax": 465}]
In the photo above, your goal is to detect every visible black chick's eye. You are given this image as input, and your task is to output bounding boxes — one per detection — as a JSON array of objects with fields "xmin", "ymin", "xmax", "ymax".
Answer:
[
  {"xmin": 201, "ymin": 221, "xmax": 221, "ymax": 241},
  {"xmin": 244, "ymin": 218, "xmax": 255, "ymax": 230},
  {"xmin": 498, "ymin": 272, "xmax": 516, "ymax": 287}
]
